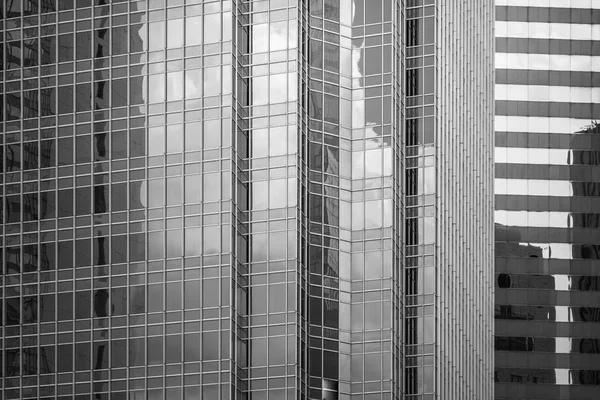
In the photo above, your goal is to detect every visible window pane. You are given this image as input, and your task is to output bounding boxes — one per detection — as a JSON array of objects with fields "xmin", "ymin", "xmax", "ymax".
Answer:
[
  {"xmin": 203, "ymin": 226, "xmax": 220, "ymax": 254},
  {"xmin": 253, "ymin": 24, "xmax": 268, "ymax": 53},
  {"xmin": 270, "ymin": 74, "xmax": 287, "ymax": 104},
  {"xmin": 166, "ymin": 335, "xmax": 182, "ymax": 363},
  {"xmin": 149, "ymin": 74, "xmax": 165, "ymax": 103},
  {"xmin": 185, "ymin": 228, "xmax": 202, "ymax": 256},
  {"xmin": 270, "ymin": 179, "xmax": 287, "ymax": 208},
  {"xmin": 167, "ymin": 18, "xmax": 184, "ymax": 48},
  {"xmin": 148, "ymin": 337, "xmax": 163, "ymax": 365},
  {"xmin": 203, "ymin": 173, "xmax": 220, "ymax": 202},
  {"xmin": 185, "ymin": 16, "xmax": 202, "ymax": 46},
  {"xmin": 204, "ymin": 67, "xmax": 221, "ymax": 97},
  {"xmin": 167, "ymin": 71, "xmax": 184, "ymax": 101},
  {"xmin": 204, "ymin": 119, "xmax": 221, "ymax": 149},
  {"xmin": 184, "ymin": 280, "xmax": 201, "ymax": 309},
  {"xmin": 167, "ymin": 177, "xmax": 183, "ymax": 206},
  {"xmin": 184, "ymin": 334, "xmax": 201, "ymax": 362},
  {"xmin": 166, "ymin": 229, "xmax": 183, "ymax": 258},
  {"xmin": 149, "ymin": 21, "xmax": 165, "ymax": 50},
  {"xmin": 185, "ymin": 69, "xmax": 202, "ymax": 99},
  {"xmin": 204, "ymin": 13, "xmax": 221, "ymax": 44},
  {"xmin": 270, "ymin": 21, "xmax": 287, "ymax": 51}
]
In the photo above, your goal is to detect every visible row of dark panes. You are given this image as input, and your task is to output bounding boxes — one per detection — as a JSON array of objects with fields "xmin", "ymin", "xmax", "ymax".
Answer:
[
  {"xmin": 496, "ymin": 6, "xmax": 600, "ymax": 24},
  {"xmin": 496, "ymin": 100, "xmax": 600, "ymax": 120},
  {"xmin": 497, "ymin": 164, "xmax": 600, "ymax": 181},
  {"xmin": 496, "ymin": 336, "xmax": 600, "ymax": 353},
  {"xmin": 495, "ymin": 305, "xmax": 600, "ymax": 322},
  {"xmin": 496, "ymin": 70, "xmax": 600, "ymax": 88},
  {"xmin": 2, "ymin": 140, "xmax": 144, "ymax": 171},
  {"xmin": 495, "ymin": 368, "xmax": 600, "ymax": 385},
  {"xmin": 2, "ymin": 334, "xmax": 207, "ymax": 376},
  {"xmin": 495, "ymin": 130, "xmax": 600, "ymax": 150}
]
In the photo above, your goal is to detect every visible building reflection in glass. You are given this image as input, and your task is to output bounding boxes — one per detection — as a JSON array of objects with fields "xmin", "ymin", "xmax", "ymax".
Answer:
[
  {"xmin": 496, "ymin": 119, "xmax": 600, "ymax": 397},
  {"xmin": 2, "ymin": 1, "xmax": 146, "ymax": 398},
  {"xmin": 495, "ymin": 6, "xmax": 600, "ymax": 397},
  {"xmin": 1, "ymin": 1, "xmax": 493, "ymax": 399}
]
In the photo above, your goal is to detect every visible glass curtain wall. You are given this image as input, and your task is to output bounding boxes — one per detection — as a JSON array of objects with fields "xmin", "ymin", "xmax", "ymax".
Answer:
[
  {"xmin": 245, "ymin": 0, "xmax": 301, "ymax": 398},
  {"xmin": 1, "ymin": 1, "xmax": 494, "ymax": 399}
]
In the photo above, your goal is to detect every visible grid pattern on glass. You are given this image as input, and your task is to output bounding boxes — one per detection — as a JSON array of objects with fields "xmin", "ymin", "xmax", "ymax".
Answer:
[
  {"xmin": 305, "ymin": 0, "xmax": 342, "ymax": 398},
  {"xmin": 338, "ymin": 0, "xmax": 398, "ymax": 398},
  {"xmin": 1, "ymin": 0, "xmax": 238, "ymax": 399},
  {"xmin": 1, "ymin": 1, "xmax": 494, "ymax": 399},
  {"xmin": 2, "ymin": 1, "xmax": 148, "ymax": 398},
  {"xmin": 243, "ymin": 0, "xmax": 301, "ymax": 399}
]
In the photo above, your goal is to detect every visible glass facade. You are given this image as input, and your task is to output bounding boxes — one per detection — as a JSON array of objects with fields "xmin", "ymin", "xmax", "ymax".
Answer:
[
  {"xmin": 1, "ymin": 1, "xmax": 493, "ymax": 399},
  {"xmin": 495, "ymin": 0, "xmax": 600, "ymax": 399}
]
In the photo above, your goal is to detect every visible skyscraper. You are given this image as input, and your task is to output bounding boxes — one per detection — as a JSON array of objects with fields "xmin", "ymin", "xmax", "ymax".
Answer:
[
  {"xmin": 1, "ymin": 1, "xmax": 494, "ymax": 399},
  {"xmin": 495, "ymin": 0, "xmax": 600, "ymax": 398}
]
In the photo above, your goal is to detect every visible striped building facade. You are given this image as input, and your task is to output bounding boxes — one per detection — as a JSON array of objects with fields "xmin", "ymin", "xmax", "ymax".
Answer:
[{"xmin": 494, "ymin": 0, "xmax": 600, "ymax": 399}]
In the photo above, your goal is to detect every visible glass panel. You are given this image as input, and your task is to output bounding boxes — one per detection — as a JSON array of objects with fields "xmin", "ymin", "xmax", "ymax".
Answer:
[
  {"xmin": 204, "ymin": 13, "xmax": 221, "ymax": 44},
  {"xmin": 167, "ymin": 18, "xmax": 184, "ymax": 48},
  {"xmin": 185, "ymin": 16, "xmax": 202, "ymax": 46}
]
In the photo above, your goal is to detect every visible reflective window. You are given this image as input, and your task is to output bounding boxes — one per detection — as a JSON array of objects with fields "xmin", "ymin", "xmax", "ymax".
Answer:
[
  {"xmin": 203, "ymin": 13, "xmax": 221, "ymax": 44},
  {"xmin": 148, "ymin": 21, "xmax": 165, "ymax": 51}
]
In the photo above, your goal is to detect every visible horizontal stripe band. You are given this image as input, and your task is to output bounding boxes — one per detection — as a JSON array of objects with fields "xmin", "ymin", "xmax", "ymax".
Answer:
[
  {"xmin": 495, "ymin": 210, "xmax": 600, "ymax": 228},
  {"xmin": 497, "ymin": 6, "xmax": 600, "ymax": 24},
  {"xmin": 495, "ymin": 0, "xmax": 600, "ymax": 10},
  {"xmin": 496, "ymin": 21, "xmax": 600, "ymax": 40},
  {"xmin": 496, "ymin": 194, "xmax": 600, "ymax": 213},
  {"xmin": 496, "ymin": 195, "xmax": 600, "ymax": 214},
  {"xmin": 495, "ymin": 116, "xmax": 596, "ymax": 134},
  {"xmin": 496, "ymin": 148, "xmax": 600, "ymax": 166},
  {"xmin": 498, "ymin": 242, "xmax": 599, "ymax": 259},
  {"xmin": 495, "ymin": 275, "xmax": 600, "ymax": 291},
  {"xmin": 496, "ymin": 100, "xmax": 600, "ymax": 119},
  {"xmin": 495, "ymin": 178, "xmax": 596, "ymax": 197},
  {"xmin": 495, "ymin": 84, "xmax": 600, "ymax": 103},
  {"xmin": 496, "ymin": 37, "xmax": 600, "ymax": 56},
  {"xmin": 496, "ymin": 368, "xmax": 600, "ymax": 384},
  {"xmin": 496, "ymin": 305, "xmax": 600, "ymax": 320},
  {"xmin": 496, "ymin": 165, "xmax": 600, "ymax": 181},
  {"xmin": 495, "ymin": 131, "xmax": 600, "ymax": 150},
  {"xmin": 495, "ymin": 147, "xmax": 572, "ymax": 165},
  {"xmin": 496, "ymin": 53, "xmax": 600, "ymax": 72}
]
